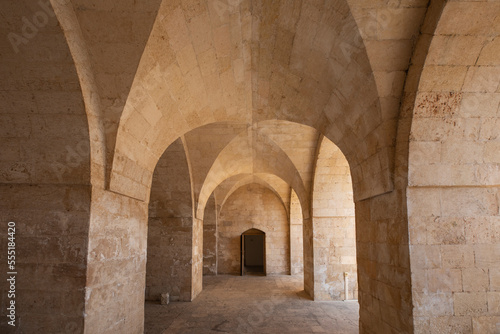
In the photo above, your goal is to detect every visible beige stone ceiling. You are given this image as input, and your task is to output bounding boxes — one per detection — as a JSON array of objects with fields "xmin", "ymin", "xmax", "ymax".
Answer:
[
  {"xmin": 185, "ymin": 121, "xmax": 318, "ymax": 219},
  {"xmin": 213, "ymin": 173, "xmax": 291, "ymax": 216},
  {"xmin": 33, "ymin": 0, "xmax": 431, "ymax": 205}
]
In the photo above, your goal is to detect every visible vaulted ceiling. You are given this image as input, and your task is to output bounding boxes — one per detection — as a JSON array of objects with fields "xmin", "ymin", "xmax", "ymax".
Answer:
[{"xmin": 1, "ymin": 0, "xmax": 431, "ymax": 209}]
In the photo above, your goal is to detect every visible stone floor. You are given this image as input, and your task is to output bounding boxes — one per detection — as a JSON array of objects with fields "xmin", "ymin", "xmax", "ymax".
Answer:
[{"xmin": 144, "ymin": 275, "xmax": 359, "ymax": 333}]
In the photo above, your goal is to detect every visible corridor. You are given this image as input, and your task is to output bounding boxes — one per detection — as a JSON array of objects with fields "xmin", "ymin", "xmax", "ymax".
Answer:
[
  {"xmin": 2, "ymin": 1, "xmax": 500, "ymax": 332},
  {"xmin": 145, "ymin": 275, "xmax": 359, "ymax": 334}
]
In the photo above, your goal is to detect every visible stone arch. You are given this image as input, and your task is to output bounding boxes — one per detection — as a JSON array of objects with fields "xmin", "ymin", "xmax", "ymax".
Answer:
[
  {"xmin": 217, "ymin": 183, "xmax": 290, "ymax": 275},
  {"xmin": 11, "ymin": 1, "xmax": 497, "ymax": 333},
  {"xmin": 216, "ymin": 174, "xmax": 290, "ymax": 218},
  {"xmin": 145, "ymin": 138, "xmax": 200, "ymax": 302},
  {"xmin": 109, "ymin": 0, "xmax": 390, "ymax": 204},
  {"xmin": 0, "ymin": 1, "xmax": 92, "ymax": 332},
  {"xmin": 243, "ymin": 228, "xmax": 265, "ymax": 234},
  {"xmin": 308, "ymin": 136, "xmax": 357, "ymax": 301},
  {"xmin": 196, "ymin": 126, "xmax": 309, "ymax": 219},
  {"xmin": 406, "ymin": 2, "xmax": 500, "ymax": 332},
  {"xmin": 50, "ymin": 0, "xmax": 164, "ymax": 184},
  {"xmin": 49, "ymin": 0, "xmax": 106, "ymax": 186}
]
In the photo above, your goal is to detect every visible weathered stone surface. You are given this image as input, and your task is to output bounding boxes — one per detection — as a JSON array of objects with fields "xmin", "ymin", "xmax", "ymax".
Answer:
[
  {"xmin": 0, "ymin": 186, "xmax": 90, "ymax": 333},
  {"xmin": 218, "ymin": 184, "xmax": 290, "ymax": 275},
  {"xmin": 1, "ymin": 0, "xmax": 499, "ymax": 333},
  {"xmin": 309, "ymin": 137, "xmax": 357, "ymax": 301},
  {"xmin": 84, "ymin": 187, "xmax": 148, "ymax": 334},
  {"xmin": 145, "ymin": 275, "xmax": 359, "ymax": 333},
  {"xmin": 203, "ymin": 194, "xmax": 218, "ymax": 276},
  {"xmin": 146, "ymin": 139, "xmax": 200, "ymax": 302},
  {"xmin": 408, "ymin": 2, "xmax": 500, "ymax": 332}
]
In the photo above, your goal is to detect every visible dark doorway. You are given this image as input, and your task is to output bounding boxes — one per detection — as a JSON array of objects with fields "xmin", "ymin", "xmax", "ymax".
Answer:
[{"xmin": 241, "ymin": 229, "xmax": 265, "ymax": 276}]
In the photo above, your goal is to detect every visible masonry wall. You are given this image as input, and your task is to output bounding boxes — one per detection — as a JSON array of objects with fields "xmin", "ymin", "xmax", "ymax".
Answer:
[
  {"xmin": 0, "ymin": 8, "xmax": 92, "ymax": 331},
  {"xmin": 311, "ymin": 138, "xmax": 357, "ymax": 301},
  {"xmin": 203, "ymin": 194, "xmax": 217, "ymax": 275},
  {"xmin": 218, "ymin": 184, "xmax": 289, "ymax": 275},
  {"xmin": 0, "ymin": 185, "xmax": 90, "ymax": 333},
  {"xmin": 355, "ymin": 191, "xmax": 413, "ymax": 333},
  {"xmin": 407, "ymin": 2, "xmax": 500, "ymax": 332},
  {"xmin": 146, "ymin": 139, "xmax": 196, "ymax": 302},
  {"xmin": 84, "ymin": 188, "xmax": 148, "ymax": 334}
]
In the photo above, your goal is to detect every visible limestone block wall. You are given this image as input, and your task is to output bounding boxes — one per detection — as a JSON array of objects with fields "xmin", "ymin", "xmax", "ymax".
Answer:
[
  {"xmin": 0, "ymin": 185, "xmax": 90, "ymax": 333},
  {"xmin": 218, "ymin": 184, "xmax": 289, "ymax": 275},
  {"xmin": 84, "ymin": 188, "xmax": 148, "ymax": 334},
  {"xmin": 310, "ymin": 138, "xmax": 357, "ymax": 301},
  {"xmin": 0, "ymin": 4, "xmax": 92, "ymax": 331},
  {"xmin": 290, "ymin": 190, "xmax": 303, "ymax": 275},
  {"xmin": 146, "ymin": 139, "xmax": 198, "ymax": 302},
  {"xmin": 408, "ymin": 2, "xmax": 500, "ymax": 332},
  {"xmin": 203, "ymin": 194, "xmax": 217, "ymax": 275},
  {"xmin": 355, "ymin": 190, "xmax": 413, "ymax": 333}
]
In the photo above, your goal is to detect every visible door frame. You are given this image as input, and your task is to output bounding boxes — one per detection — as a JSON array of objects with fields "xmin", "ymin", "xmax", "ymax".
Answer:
[{"xmin": 241, "ymin": 228, "xmax": 266, "ymax": 276}]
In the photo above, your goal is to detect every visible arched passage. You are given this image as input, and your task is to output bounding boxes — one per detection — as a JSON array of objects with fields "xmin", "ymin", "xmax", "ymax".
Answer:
[
  {"xmin": 195, "ymin": 123, "xmax": 311, "ymax": 220},
  {"xmin": 146, "ymin": 138, "xmax": 201, "ymax": 302},
  {"xmin": 407, "ymin": 1, "xmax": 500, "ymax": 332},
  {"xmin": 91, "ymin": 1, "xmax": 404, "ymax": 327},
  {"xmin": 309, "ymin": 136, "xmax": 357, "ymax": 301},
  {"xmin": 0, "ymin": 1, "xmax": 92, "ymax": 332},
  {"xmin": 218, "ymin": 184, "xmax": 290, "ymax": 276},
  {"xmin": 8, "ymin": 0, "xmax": 499, "ymax": 332},
  {"xmin": 109, "ymin": 0, "xmax": 391, "ymax": 204},
  {"xmin": 215, "ymin": 173, "xmax": 291, "ymax": 218}
]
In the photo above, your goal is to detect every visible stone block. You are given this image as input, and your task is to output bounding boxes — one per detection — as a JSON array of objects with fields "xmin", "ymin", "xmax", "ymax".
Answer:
[
  {"xmin": 429, "ymin": 316, "xmax": 472, "ymax": 333},
  {"xmin": 490, "ymin": 269, "xmax": 500, "ymax": 291},
  {"xmin": 454, "ymin": 292, "xmax": 488, "ymax": 316},
  {"xmin": 475, "ymin": 245, "xmax": 500, "ymax": 270},
  {"xmin": 413, "ymin": 291, "xmax": 453, "ymax": 317},
  {"xmin": 472, "ymin": 316, "xmax": 500, "ymax": 334},
  {"xmin": 427, "ymin": 217, "xmax": 466, "ymax": 245},
  {"xmin": 427, "ymin": 35, "xmax": 484, "ymax": 66},
  {"xmin": 411, "ymin": 245, "xmax": 441, "ymax": 270},
  {"xmin": 488, "ymin": 292, "xmax": 500, "ymax": 314},
  {"xmin": 419, "ymin": 65, "xmax": 468, "ymax": 92},
  {"xmin": 463, "ymin": 268, "xmax": 490, "ymax": 292},
  {"xmin": 427, "ymin": 269, "xmax": 462, "ymax": 293},
  {"xmin": 478, "ymin": 37, "xmax": 500, "ymax": 66},
  {"xmin": 441, "ymin": 245, "xmax": 475, "ymax": 269}
]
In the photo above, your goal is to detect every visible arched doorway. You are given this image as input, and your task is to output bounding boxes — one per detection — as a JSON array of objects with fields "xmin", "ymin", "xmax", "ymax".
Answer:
[{"xmin": 241, "ymin": 229, "xmax": 266, "ymax": 276}]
